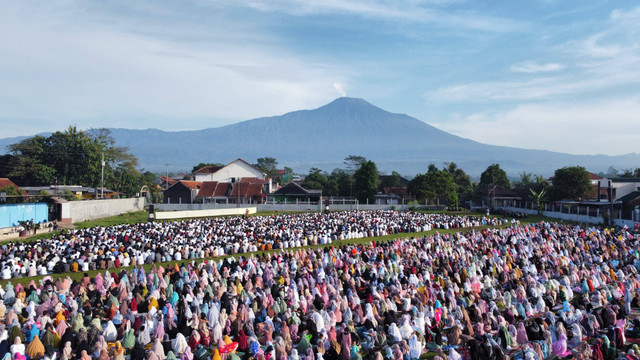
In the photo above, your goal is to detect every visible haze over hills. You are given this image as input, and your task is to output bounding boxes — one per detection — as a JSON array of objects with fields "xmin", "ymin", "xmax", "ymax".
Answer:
[{"xmin": 2, "ymin": 97, "xmax": 638, "ymax": 176}]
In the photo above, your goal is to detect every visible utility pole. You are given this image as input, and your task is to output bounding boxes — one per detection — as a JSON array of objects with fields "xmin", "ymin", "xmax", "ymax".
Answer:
[
  {"xmin": 164, "ymin": 163, "xmax": 170, "ymax": 190},
  {"xmin": 101, "ymin": 153, "xmax": 105, "ymax": 199}
]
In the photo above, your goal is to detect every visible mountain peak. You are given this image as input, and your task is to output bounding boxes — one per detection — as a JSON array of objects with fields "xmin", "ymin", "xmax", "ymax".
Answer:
[
  {"xmin": 312, "ymin": 97, "xmax": 392, "ymax": 120},
  {"xmin": 321, "ymin": 97, "xmax": 376, "ymax": 109}
]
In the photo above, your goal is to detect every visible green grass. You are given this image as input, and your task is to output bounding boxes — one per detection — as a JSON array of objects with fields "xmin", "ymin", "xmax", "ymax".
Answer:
[
  {"xmin": 74, "ymin": 211, "xmax": 150, "ymax": 228},
  {"xmin": 0, "ymin": 209, "xmax": 561, "ymax": 288}
]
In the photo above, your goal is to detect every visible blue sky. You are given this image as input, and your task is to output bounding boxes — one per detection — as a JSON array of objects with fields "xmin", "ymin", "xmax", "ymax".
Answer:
[{"xmin": 1, "ymin": 0, "xmax": 639, "ymax": 155}]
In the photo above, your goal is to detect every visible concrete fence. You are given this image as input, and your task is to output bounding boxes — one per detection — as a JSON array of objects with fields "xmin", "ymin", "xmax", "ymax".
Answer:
[
  {"xmin": 155, "ymin": 207, "xmax": 257, "ymax": 220},
  {"xmin": 155, "ymin": 203, "xmax": 446, "ymax": 213},
  {"xmin": 504, "ymin": 207, "xmax": 639, "ymax": 228},
  {"xmin": 65, "ymin": 198, "xmax": 146, "ymax": 223}
]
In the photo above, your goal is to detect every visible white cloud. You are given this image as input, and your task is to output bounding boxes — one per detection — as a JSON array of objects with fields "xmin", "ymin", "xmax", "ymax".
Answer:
[
  {"xmin": 221, "ymin": 0, "xmax": 524, "ymax": 32},
  {"xmin": 429, "ymin": 6, "xmax": 640, "ymax": 104},
  {"xmin": 510, "ymin": 61, "xmax": 565, "ymax": 73},
  {"xmin": 433, "ymin": 97, "xmax": 640, "ymax": 155},
  {"xmin": 0, "ymin": 1, "xmax": 349, "ymax": 136}
]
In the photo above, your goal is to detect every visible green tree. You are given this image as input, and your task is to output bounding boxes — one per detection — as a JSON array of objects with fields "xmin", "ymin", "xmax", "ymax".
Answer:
[
  {"xmin": 343, "ymin": 155, "xmax": 366, "ymax": 173},
  {"xmin": 529, "ymin": 188, "xmax": 547, "ymax": 215},
  {"xmin": 550, "ymin": 166, "xmax": 591, "ymax": 200},
  {"xmin": 619, "ymin": 168, "xmax": 640, "ymax": 177},
  {"xmin": 353, "ymin": 160, "xmax": 379, "ymax": 203},
  {"xmin": 302, "ymin": 168, "xmax": 327, "ymax": 191},
  {"xmin": 253, "ymin": 157, "xmax": 278, "ymax": 177},
  {"xmin": 444, "ymin": 162, "xmax": 472, "ymax": 196},
  {"xmin": 282, "ymin": 167, "xmax": 294, "ymax": 184},
  {"xmin": 328, "ymin": 168, "xmax": 353, "ymax": 196},
  {"xmin": 513, "ymin": 171, "xmax": 535, "ymax": 188},
  {"xmin": 0, "ymin": 185, "xmax": 23, "ymax": 204},
  {"xmin": 8, "ymin": 136, "xmax": 56, "ymax": 186},
  {"xmin": 408, "ymin": 165, "xmax": 458, "ymax": 205},
  {"xmin": 605, "ymin": 166, "xmax": 619, "ymax": 178},
  {"xmin": 0, "ymin": 154, "xmax": 16, "ymax": 178},
  {"xmin": 479, "ymin": 164, "xmax": 510, "ymax": 189},
  {"xmin": 381, "ymin": 171, "xmax": 403, "ymax": 189},
  {"xmin": 8, "ymin": 127, "xmax": 139, "ymax": 195}
]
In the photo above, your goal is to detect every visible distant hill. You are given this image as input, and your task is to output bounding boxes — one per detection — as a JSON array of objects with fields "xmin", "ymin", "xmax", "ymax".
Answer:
[{"xmin": 2, "ymin": 98, "xmax": 638, "ymax": 176}]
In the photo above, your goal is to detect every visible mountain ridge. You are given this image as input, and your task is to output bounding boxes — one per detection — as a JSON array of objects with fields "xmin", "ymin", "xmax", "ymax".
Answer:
[{"xmin": 1, "ymin": 97, "xmax": 638, "ymax": 176}]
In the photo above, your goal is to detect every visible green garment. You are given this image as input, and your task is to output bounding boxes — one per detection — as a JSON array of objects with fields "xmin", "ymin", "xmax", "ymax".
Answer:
[
  {"xmin": 41, "ymin": 329, "xmax": 56, "ymax": 348},
  {"xmin": 26, "ymin": 291, "xmax": 40, "ymax": 305},
  {"xmin": 90, "ymin": 318, "xmax": 103, "ymax": 330},
  {"xmin": 122, "ymin": 329, "xmax": 136, "ymax": 349},
  {"xmin": 72, "ymin": 314, "xmax": 86, "ymax": 332},
  {"xmin": 9, "ymin": 325, "xmax": 25, "ymax": 343},
  {"xmin": 297, "ymin": 333, "xmax": 312, "ymax": 353}
]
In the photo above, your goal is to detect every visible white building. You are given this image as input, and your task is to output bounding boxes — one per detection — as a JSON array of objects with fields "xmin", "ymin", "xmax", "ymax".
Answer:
[
  {"xmin": 192, "ymin": 159, "xmax": 272, "ymax": 193},
  {"xmin": 194, "ymin": 159, "xmax": 264, "ymax": 182}
]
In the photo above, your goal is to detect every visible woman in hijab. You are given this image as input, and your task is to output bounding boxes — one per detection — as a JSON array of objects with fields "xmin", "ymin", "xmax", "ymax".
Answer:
[
  {"xmin": 60, "ymin": 341, "xmax": 73, "ymax": 360},
  {"xmin": 0, "ymin": 339, "xmax": 7, "ymax": 360},
  {"xmin": 172, "ymin": 333, "xmax": 189, "ymax": 355},
  {"xmin": 324, "ymin": 341, "xmax": 341, "ymax": 360},
  {"xmin": 130, "ymin": 342, "xmax": 147, "ymax": 360},
  {"xmin": 111, "ymin": 341, "xmax": 126, "ymax": 360},
  {"xmin": 25, "ymin": 334, "xmax": 45, "ymax": 359},
  {"xmin": 151, "ymin": 337, "xmax": 167, "ymax": 360},
  {"xmin": 10, "ymin": 336, "xmax": 25, "ymax": 357}
]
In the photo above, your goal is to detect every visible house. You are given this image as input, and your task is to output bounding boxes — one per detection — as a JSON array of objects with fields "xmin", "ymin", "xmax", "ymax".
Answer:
[
  {"xmin": 229, "ymin": 182, "xmax": 266, "ymax": 204},
  {"xmin": 268, "ymin": 183, "xmax": 322, "ymax": 204},
  {"xmin": 159, "ymin": 176, "xmax": 178, "ymax": 190},
  {"xmin": 195, "ymin": 181, "xmax": 232, "ymax": 204},
  {"xmin": 20, "ymin": 185, "xmax": 118, "ymax": 200},
  {"xmin": 194, "ymin": 159, "xmax": 265, "ymax": 183},
  {"xmin": 476, "ymin": 185, "xmax": 522, "ymax": 208},
  {"xmin": 378, "ymin": 175, "xmax": 410, "ymax": 187},
  {"xmin": 163, "ymin": 181, "xmax": 202, "ymax": 204},
  {"xmin": 0, "ymin": 178, "xmax": 27, "ymax": 202},
  {"xmin": 610, "ymin": 177, "xmax": 640, "ymax": 201},
  {"xmin": 617, "ymin": 191, "xmax": 640, "ymax": 221},
  {"xmin": 374, "ymin": 187, "xmax": 410, "ymax": 205}
]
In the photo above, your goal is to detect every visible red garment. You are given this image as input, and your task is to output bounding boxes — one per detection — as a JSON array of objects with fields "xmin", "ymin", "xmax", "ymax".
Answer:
[{"xmin": 237, "ymin": 330, "xmax": 248, "ymax": 350}]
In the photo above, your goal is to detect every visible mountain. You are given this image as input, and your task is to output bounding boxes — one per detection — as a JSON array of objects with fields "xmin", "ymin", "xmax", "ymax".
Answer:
[{"xmin": 2, "ymin": 97, "xmax": 639, "ymax": 176}]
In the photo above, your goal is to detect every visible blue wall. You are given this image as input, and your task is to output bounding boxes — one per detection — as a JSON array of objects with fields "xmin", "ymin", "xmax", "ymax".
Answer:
[{"xmin": 0, "ymin": 203, "xmax": 49, "ymax": 228}]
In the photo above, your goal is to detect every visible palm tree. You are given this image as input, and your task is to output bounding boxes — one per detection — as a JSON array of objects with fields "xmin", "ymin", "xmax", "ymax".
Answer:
[{"xmin": 529, "ymin": 188, "xmax": 547, "ymax": 215}]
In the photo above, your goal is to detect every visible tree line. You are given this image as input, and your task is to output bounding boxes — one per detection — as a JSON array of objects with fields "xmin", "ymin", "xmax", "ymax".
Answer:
[
  {"xmin": 276, "ymin": 158, "xmax": 608, "ymax": 208},
  {"xmin": 0, "ymin": 127, "xmax": 160, "ymax": 200}
]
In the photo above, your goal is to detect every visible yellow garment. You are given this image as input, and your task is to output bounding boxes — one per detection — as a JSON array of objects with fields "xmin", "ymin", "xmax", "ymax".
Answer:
[
  {"xmin": 26, "ymin": 335, "xmax": 45, "ymax": 358},
  {"xmin": 213, "ymin": 349, "xmax": 221, "ymax": 360},
  {"xmin": 55, "ymin": 311, "xmax": 65, "ymax": 326},
  {"xmin": 148, "ymin": 297, "xmax": 159, "ymax": 311}
]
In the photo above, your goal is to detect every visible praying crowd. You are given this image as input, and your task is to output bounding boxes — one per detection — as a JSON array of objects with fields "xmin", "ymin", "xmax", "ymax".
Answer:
[
  {"xmin": 0, "ymin": 214, "xmax": 639, "ymax": 359},
  {"xmin": 0, "ymin": 211, "xmax": 503, "ymax": 280}
]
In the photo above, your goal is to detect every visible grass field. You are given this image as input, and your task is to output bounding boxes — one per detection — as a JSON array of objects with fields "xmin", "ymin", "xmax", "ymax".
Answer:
[{"xmin": 0, "ymin": 208, "xmax": 558, "ymax": 288}]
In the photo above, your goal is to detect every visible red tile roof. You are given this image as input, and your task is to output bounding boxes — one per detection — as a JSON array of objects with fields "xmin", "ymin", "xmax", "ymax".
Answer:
[
  {"xmin": 178, "ymin": 181, "xmax": 202, "ymax": 190},
  {"xmin": 193, "ymin": 165, "xmax": 223, "ymax": 175},
  {"xmin": 230, "ymin": 182, "xmax": 265, "ymax": 198},
  {"xmin": 160, "ymin": 176, "xmax": 178, "ymax": 186},
  {"xmin": 197, "ymin": 182, "xmax": 231, "ymax": 197},
  {"xmin": 589, "ymin": 173, "xmax": 603, "ymax": 180},
  {"xmin": 0, "ymin": 178, "xmax": 27, "ymax": 195},
  {"xmin": 383, "ymin": 187, "xmax": 407, "ymax": 196},
  {"xmin": 239, "ymin": 177, "xmax": 269, "ymax": 184}
]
